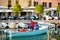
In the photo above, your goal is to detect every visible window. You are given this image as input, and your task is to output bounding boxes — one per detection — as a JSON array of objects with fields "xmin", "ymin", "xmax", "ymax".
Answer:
[
  {"xmin": 16, "ymin": 0, "xmax": 19, "ymax": 4},
  {"xmin": 34, "ymin": 1, "xmax": 38, "ymax": 6},
  {"xmin": 8, "ymin": 0, "xmax": 11, "ymax": 9},
  {"xmin": 28, "ymin": 0, "xmax": 31, "ymax": 7},
  {"xmin": 58, "ymin": 3, "xmax": 60, "ymax": 5},
  {"xmin": 8, "ymin": 0, "xmax": 11, "ymax": 5},
  {"xmin": 42, "ymin": 2, "xmax": 47, "ymax": 8},
  {"xmin": 49, "ymin": 2, "xmax": 52, "ymax": 8}
]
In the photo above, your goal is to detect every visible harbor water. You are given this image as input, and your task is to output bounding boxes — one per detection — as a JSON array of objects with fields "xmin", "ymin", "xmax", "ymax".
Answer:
[{"xmin": 7, "ymin": 33, "xmax": 48, "ymax": 40}]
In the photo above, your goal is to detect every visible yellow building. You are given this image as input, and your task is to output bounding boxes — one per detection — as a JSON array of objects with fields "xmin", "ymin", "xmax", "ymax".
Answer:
[{"xmin": 0, "ymin": 0, "xmax": 34, "ymax": 8}]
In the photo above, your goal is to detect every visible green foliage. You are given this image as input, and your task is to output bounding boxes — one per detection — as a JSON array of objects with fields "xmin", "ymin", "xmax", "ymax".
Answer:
[
  {"xmin": 56, "ymin": 35, "xmax": 60, "ymax": 40},
  {"xmin": 12, "ymin": 4, "xmax": 22, "ymax": 13},
  {"xmin": 34, "ymin": 4, "xmax": 44, "ymax": 14},
  {"xmin": 57, "ymin": 4, "xmax": 60, "ymax": 13}
]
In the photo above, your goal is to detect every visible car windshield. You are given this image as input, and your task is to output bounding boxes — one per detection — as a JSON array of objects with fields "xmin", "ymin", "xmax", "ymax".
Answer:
[
  {"xmin": 1, "ymin": 16, "xmax": 6, "ymax": 18},
  {"xmin": 30, "ymin": 16, "xmax": 34, "ymax": 18},
  {"xmin": 20, "ymin": 16, "xmax": 25, "ymax": 18}
]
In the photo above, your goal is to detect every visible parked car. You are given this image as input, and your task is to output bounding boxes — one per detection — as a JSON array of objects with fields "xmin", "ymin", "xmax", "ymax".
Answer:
[
  {"xmin": 14, "ymin": 15, "xmax": 17, "ymax": 20},
  {"xmin": 34, "ymin": 15, "xmax": 39, "ymax": 20},
  {"xmin": 29, "ymin": 16, "xmax": 34, "ymax": 20},
  {"xmin": 28, "ymin": 15, "xmax": 39, "ymax": 20},
  {"xmin": 18, "ymin": 16, "xmax": 26, "ymax": 20},
  {"xmin": 9, "ymin": 16, "xmax": 14, "ymax": 20},
  {"xmin": 1, "ymin": 15, "xmax": 6, "ymax": 20}
]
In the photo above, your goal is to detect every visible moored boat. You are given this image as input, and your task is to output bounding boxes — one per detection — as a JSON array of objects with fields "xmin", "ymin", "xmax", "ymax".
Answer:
[
  {"xmin": 7, "ymin": 26, "xmax": 48, "ymax": 37},
  {"xmin": 1, "ymin": 21, "xmax": 53, "ymax": 37}
]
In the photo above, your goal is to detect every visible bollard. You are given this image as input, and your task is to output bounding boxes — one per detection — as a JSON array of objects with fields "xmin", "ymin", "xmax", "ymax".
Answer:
[{"xmin": 48, "ymin": 26, "xmax": 51, "ymax": 40}]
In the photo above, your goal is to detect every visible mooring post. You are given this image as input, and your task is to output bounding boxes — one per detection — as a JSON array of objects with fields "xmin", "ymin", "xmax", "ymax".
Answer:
[{"xmin": 48, "ymin": 26, "xmax": 51, "ymax": 40}]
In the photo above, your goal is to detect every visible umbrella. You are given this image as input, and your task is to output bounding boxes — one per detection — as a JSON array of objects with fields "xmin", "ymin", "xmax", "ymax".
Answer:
[
  {"xmin": 38, "ymin": 21, "xmax": 45, "ymax": 24},
  {"xmin": 8, "ymin": 22, "xmax": 16, "ymax": 28},
  {"xmin": 1, "ymin": 22, "xmax": 7, "ymax": 27},
  {"xmin": 18, "ymin": 22, "xmax": 26, "ymax": 27}
]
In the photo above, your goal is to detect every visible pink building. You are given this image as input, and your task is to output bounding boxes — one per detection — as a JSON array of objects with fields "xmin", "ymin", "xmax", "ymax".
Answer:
[
  {"xmin": 34, "ymin": 0, "xmax": 60, "ymax": 8},
  {"xmin": 34, "ymin": 0, "xmax": 60, "ymax": 19}
]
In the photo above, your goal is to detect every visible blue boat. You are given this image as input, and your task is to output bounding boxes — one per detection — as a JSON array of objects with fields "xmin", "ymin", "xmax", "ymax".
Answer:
[{"xmin": 7, "ymin": 27, "xmax": 48, "ymax": 37}]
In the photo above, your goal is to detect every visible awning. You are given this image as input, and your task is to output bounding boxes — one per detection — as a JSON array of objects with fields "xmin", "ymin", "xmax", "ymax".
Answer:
[
  {"xmin": 1, "ymin": 22, "xmax": 7, "ymax": 27},
  {"xmin": 23, "ymin": 10, "xmax": 34, "ymax": 12},
  {"xmin": 0, "ymin": 10, "xmax": 5, "ymax": 12},
  {"xmin": 0, "ymin": 6, "xmax": 8, "ymax": 8},
  {"xmin": 6, "ymin": 10, "xmax": 13, "ymax": 12},
  {"xmin": 18, "ymin": 22, "xmax": 26, "ymax": 27},
  {"xmin": 44, "ymin": 8, "xmax": 56, "ymax": 11},
  {"xmin": 28, "ymin": 6, "xmax": 35, "ymax": 8},
  {"xmin": 0, "ymin": 10, "xmax": 13, "ymax": 12}
]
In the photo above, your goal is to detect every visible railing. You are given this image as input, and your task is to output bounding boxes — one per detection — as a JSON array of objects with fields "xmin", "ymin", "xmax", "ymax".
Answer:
[{"xmin": 0, "ymin": 20, "xmax": 60, "ymax": 23}]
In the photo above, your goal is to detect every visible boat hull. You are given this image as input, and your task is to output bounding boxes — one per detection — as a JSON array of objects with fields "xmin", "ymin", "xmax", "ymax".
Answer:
[{"xmin": 8, "ymin": 28, "xmax": 48, "ymax": 37}]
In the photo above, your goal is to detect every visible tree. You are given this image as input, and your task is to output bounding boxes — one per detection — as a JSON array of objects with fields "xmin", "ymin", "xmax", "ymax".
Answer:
[
  {"xmin": 56, "ymin": 35, "xmax": 60, "ymax": 40},
  {"xmin": 12, "ymin": 4, "xmax": 22, "ymax": 16},
  {"xmin": 34, "ymin": 4, "xmax": 44, "ymax": 20},
  {"xmin": 57, "ymin": 4, "xmax": 60, "ymax": 16}
]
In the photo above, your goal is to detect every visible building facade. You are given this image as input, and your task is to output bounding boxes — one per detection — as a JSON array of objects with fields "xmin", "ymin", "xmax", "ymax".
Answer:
[
  {"xmin": 0, "ymin": 0, "xmax": 60, "ymax": 8},
  {"xmin": 34, "ymin": 0, "xmax": 60, "ymax": 18},
  {"xmin": 0, "ymin": 0, "xmax": 34, "ymax": 8},
  {"xmin": 0, "ymin": 0, "xmax": 60, "ymax": 20},
  {"xmin": 34, "ymin": 0, "xmax": 60, "ymax": 8}
]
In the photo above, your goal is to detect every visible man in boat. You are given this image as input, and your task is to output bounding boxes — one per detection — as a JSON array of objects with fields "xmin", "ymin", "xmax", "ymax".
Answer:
[{"xmin": 30, "ymin": 20, "xmax": 36, "ymax": 31}]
